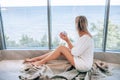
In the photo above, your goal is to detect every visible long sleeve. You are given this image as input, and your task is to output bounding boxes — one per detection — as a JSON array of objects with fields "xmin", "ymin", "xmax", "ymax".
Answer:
[{"xmin": 71, "ymin": 36, "xmax": 91, "ymax": 57}]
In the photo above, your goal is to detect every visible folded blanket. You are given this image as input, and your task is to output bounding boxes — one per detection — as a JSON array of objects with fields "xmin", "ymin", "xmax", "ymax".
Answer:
[
  {"xmin": 19, "ymin": 59, "xmax": 111, "ymax": 80},
  {"xmin": 89, "ymin": 59, "xmax": 112, "ymax": 80}
]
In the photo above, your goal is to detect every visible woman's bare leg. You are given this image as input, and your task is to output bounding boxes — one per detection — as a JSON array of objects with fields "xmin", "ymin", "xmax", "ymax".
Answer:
[
  {"xmin": 32, "ymin": 46, "xmax": 75, "ymax": 66},
  {"xmin": 24, "ymin": 52, "xmax": 52, "ymax": 62}
]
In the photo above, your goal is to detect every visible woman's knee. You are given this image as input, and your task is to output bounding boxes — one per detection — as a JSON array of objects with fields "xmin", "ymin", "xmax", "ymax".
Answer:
[
  {"xmin": 57, "ymin": 45, "xmax": 70, "ymax": 54},
  {"xmin": 57, "ymin": 45, "xmax": 67, "ymax": 50}
]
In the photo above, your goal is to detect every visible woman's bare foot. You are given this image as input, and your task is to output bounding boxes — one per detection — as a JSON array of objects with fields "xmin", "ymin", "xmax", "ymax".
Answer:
[
  {"xmin": 23, "ymin": 58, "xmax": 34, "ymax": 64},
  {"xmin": 31, "ymin": 61, "xmax": 44, "ymax": 67}
]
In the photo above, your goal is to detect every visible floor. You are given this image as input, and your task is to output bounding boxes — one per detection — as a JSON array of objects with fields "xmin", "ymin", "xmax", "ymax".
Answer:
[
  {"xmin": 0, "ymin": 60, "xmax": 120, "ymax": 80},
  {"xmin": 0, "ymin": 60, "xmax": 23, "ymax": 80}
]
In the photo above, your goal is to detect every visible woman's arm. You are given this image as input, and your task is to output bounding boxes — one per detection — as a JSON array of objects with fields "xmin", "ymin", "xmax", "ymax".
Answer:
[
  {"xmin": 59, "ymin": 32, "xmax": 73, "ymax": 49},
  {"xmin": 66, "ymin": 39, "xmax": 73, "ymax": 49},
  {"xmin": 71, "ymin": 36, "xmax": 91, "ymax": 56}
]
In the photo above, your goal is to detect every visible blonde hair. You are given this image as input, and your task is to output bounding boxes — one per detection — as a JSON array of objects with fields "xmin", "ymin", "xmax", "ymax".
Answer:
[{"xmin": 75, "ymin": 16, "xmax": 92, "ymax": 37}]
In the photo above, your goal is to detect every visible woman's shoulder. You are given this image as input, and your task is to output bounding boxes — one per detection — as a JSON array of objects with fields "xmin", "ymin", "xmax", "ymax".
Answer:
[
  {"xmin": 78, "ymin": 34, "xmax": 93, "ymax": 43},
  {"xmin": 80, "ymin": 34, "xmax": 92, "ymax": 40}
]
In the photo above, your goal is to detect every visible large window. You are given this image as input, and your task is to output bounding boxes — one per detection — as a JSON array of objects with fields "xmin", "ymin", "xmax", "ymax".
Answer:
[
  {"xmin": 106, "ymin": 0, "xmax": 120, "ymax": 51},
  {"xmin": 0, "ymin": 0, "xmax": 120, "ymax": 52},
  {"xmin": 51, "ymin": 0, "xmax": 105, "ymax": 50},
  {"xmin": 1, "ymin": 0, "xmax": 48, "ymax": 49}
]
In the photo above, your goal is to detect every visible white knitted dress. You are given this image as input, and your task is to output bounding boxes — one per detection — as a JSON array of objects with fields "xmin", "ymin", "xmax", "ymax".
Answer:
[{"xmin": 71, "ymin": 35, "xmax": 94, "ymax": 72}]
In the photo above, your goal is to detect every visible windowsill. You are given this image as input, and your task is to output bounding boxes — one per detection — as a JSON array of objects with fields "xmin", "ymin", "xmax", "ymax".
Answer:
[{"xmin": 2, "ymin": 49, "xmax": 120, "ymax": 54}]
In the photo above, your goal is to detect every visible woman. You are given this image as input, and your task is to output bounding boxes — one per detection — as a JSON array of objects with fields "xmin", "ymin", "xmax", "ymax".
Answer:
[{"xmin": 24, "ymin": 16, "xmax": 94, "ymax": 72}]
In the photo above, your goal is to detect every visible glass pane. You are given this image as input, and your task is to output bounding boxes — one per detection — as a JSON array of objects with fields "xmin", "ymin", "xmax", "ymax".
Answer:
[
  {"xmin": 1, "ymin": 0, "xmax": 48, "ymax": 49},
  {"xmin": 51, "ymin": 0, "xmax": 105, "ymax": 50},
  {"xmin": 106, "ymin": 0, "xmax": 120, "ymax": 52}
]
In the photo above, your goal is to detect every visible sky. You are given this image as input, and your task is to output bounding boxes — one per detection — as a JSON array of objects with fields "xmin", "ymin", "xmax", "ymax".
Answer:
[{"xmin": 0, "ymin": 0, "xmax": 120, "ymax": 7}]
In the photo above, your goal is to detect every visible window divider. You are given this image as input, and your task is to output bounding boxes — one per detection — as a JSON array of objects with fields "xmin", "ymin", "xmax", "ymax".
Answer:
[
  {"xmin": 0, "ymin": 6, "xmax": 6, "ymax": 50},
  {"xmin": 47, "ymin": 0, "xmax": 52, "ymax": 50},
  {"xmin": 102, "ymin": 0, "xmax": 110, "ymax": 52}
]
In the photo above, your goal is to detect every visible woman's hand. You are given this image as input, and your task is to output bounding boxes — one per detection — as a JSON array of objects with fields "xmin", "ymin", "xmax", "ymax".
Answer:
[
  {"xmin": 59, "ymin": 32, "xmax": 69, "ymax": 42},
  {"xmin": 59, "ymin": 32, "xmax": 73, "ymax": 49}
]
